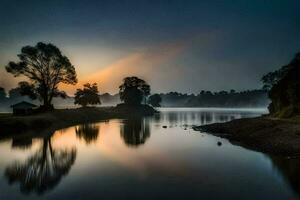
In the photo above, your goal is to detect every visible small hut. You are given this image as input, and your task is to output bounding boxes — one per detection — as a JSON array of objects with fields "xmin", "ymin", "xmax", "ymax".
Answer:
[{"xmin": 11, "ymin": 101, "xmax": 37, "ymax": 115}]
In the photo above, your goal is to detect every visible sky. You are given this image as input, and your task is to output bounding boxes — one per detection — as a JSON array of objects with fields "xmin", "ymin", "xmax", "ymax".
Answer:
[{"xmin": 0, "ymin": 0, "xmax": 300, "ymax": 94}]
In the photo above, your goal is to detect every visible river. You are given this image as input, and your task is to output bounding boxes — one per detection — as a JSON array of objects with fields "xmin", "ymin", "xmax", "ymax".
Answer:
[{"xmin": 0, "ymin": 108, "xmax": 299, "ymax": 199}]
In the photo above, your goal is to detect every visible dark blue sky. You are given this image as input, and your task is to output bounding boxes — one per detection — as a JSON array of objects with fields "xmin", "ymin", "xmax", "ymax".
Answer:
[{"xmin": 1, "ymin": 0, "xmax": 300, "ymax": 93}]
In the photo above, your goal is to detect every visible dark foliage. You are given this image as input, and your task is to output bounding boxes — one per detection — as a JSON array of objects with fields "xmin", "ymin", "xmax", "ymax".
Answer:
[
  {"xmin": 17, "ymin": 81, "xmax": 38, "ymax": 100},
  {"xmin": 5, "ymin": 42, "xmax": 77, "ymax": 110},
  {"xmin": 261, "ymin": 65, "xmax": 290, "ymax": 91},
  {"xmin": 148, "ymin": 94, "xmax": 162, "ymax": 107},
  {"xmin": 8, "ymin": 87, "xmax": 23, "ymax": 100},
  {"xmin": 74, "ymin": 83, "xmax": 101, "ymax": 107},
  {"xmin": 160, "ymin": 90, "xmax": 269, "ymax": 108},
  {"xmin": 263, "ymin": 52, "xmax": 300, "ymax": 117},
  {"xmin": 119, "ymin": 77, "xmax": 150, "ymax": 105}
]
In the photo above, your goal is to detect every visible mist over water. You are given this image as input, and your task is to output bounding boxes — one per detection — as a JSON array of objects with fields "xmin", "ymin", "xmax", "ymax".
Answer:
[{"xmin": 0, "ymin": 91, "xmax": 269, "ymax": 113}]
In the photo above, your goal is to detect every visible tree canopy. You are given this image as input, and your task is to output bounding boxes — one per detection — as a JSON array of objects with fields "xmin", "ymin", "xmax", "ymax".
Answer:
[
  {"xmin": 262, "ymin": 52, "xmax": 300, "ymax": 117},
  {"xmin": 74, "ymin": 83, "xmax": 101, "ymax": 107},
  {"xmin": 261, "ymin": 65, "xmax": 290, "ymax": 91},
  {"xmin": 5, "ymin": 42, "xmax": 77, "ymax": 110},
  {"xmin": 119, "ymin": 76, "xmax": 150, "ymax": 105},
  {"xmin": 8, "ymin": 87, "xmax": 23, "ymax": 99}
]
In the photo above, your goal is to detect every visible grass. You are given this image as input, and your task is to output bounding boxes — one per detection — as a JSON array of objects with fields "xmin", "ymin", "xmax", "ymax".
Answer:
[
  {"xmin": 0, "ymin": 107, "xmax": 113, "ymax": 137},
  {"xmin": 0, "ymin": 113, "xmax": 12, "ymax": 118}
]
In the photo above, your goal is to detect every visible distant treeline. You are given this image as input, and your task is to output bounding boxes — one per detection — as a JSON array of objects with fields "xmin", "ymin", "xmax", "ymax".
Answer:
[
  {"xmin": 159, "ymin": 90, "xmax": 269, "ymax": 108},
  {"xmin": 0, "ymin": 87, "xmax": 268, "ymax": 111},
  {"xmin": 98, "ymin": 89, "xmax": 269, "ymax": 108}
]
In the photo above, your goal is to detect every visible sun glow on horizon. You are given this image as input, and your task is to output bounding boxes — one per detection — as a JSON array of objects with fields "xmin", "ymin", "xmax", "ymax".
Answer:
[{"xmin": 60, "ymin": 41, "xmax": 188, "ymax": 95}]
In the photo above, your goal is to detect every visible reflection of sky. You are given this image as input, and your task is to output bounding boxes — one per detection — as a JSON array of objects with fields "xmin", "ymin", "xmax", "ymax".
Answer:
[
  {"xmin": 156, "ymin": 107, "xmax": 268, "ymax": 127},
  {"xmin": 0, "ymin": 108, "xmax": 298, "ymax": 199}
]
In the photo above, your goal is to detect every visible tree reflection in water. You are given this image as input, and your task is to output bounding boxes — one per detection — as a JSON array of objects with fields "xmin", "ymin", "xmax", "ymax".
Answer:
[
  {"xmin": 75, "ymin": 123, "xmax": 100, "ymax": 144},
  {"xmin": 11, "ymin": 138, "xmax": 33, "ymax": 150},
  {"xmin": 270, "ymin": 156, "xmax": 300, "ymax": 197},
  {"xmin": 120, "ymin": 118, "xmax": 150, "ymax": 147},
  {"xmin": 5, "ymin": 136, "xmax": 76, "ymax": 195}
]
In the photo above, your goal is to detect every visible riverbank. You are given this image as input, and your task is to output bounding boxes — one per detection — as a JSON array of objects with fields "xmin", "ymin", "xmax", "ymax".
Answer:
[
  {"xmin": 0, "ymin": 105, "xmax": 157, "ymax": 138},
  {"xmin": 193, "ymin": 116, "xmax": 300, "ymax": 156}
]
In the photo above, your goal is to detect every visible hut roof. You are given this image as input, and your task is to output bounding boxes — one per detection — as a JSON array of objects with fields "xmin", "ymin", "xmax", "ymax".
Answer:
[{"xmin": 11, "ymin": 101, "xmax": 38, "ymax": 109}]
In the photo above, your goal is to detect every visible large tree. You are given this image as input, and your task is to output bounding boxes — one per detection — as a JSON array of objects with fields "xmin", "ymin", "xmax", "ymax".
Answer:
[
  {"xmin": 74, "ymin": 83, "xmax": 101, "ymax": 107},
  {"xmin": 6, "ymin": 42, "xmax": 77, "ymax": 110},
  {"xmin": 119, "ymin": 76, "xmax": 150, "ymax": 105}
]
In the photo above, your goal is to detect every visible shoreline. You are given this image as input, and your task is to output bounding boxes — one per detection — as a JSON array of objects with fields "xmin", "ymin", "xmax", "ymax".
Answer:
[
  {"xmin": 0, "ymin": 105, "xmax": 157, "ymax": 140},
  {"xmin": 193, "ymin": 116, "xmax": 300, "ymax": 156}
]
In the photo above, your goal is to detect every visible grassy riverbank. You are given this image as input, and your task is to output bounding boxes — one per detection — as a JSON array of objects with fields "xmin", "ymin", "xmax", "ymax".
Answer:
[
  {"xmin": 0, "ymin": 105, "xmax": 157, "ymax": 138},
  {"xmin": 194, "ymin": 116, "xmax": 300, "ymax": 156}
]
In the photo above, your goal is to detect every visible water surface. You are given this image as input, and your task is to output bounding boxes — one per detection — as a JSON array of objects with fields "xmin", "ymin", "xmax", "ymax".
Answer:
[{"xmin": 0, "ymin": 108, "xmax": 300, "ymax": 200}]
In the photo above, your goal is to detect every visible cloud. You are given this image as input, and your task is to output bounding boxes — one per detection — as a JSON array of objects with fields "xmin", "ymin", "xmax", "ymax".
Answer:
[{"xmin": 61, "ymin": 41, "xmax": 188, "ymax": 94}]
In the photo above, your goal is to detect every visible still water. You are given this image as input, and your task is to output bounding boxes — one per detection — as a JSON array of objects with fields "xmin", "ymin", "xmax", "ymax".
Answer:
[{"xmin": 0, "ymin": 108, "xmax": 299, "ymax": 200}]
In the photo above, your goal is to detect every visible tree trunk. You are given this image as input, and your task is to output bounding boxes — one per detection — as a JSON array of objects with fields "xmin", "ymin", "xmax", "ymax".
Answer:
[{"xmin": 41, "ymin": 94, "xmax": 53, "ymax": 111}]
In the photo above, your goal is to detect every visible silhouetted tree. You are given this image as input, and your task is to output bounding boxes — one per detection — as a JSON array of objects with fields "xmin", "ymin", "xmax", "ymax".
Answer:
[
  {"xmin": 8, "ymin": 87, "xmax": 22, "ymax": 99},
  {"xmin": 16, "ymin": 81, "xmax": 39, "ymax": 100},
  {"xmin": 119, "ymin": 76, "xmax": 150, "ymax": 105},
  {"xmin": 263, "ymin": 52, "xmax": 300, "ymax": 116},
  {"xmin": 5, "ymin": 42, "xmax": 77, "ymax": 111},
  {"xmin": 5, "ymin": 136, "xmax": 76, "ymax": 194},
  {"xmin": 261, "ymin": 65, "xmax": 290, "ymax": 91},
  {"xmin": 148, "ymin": 94, "xmax": 162, "ymax": 107},
  {"xmin": 75, "ymin": 123, "xmax": 100, "ymax": 144},
  {"xmin": 74, "ymin": 83, "xmax": 101, "ymax": 107}
]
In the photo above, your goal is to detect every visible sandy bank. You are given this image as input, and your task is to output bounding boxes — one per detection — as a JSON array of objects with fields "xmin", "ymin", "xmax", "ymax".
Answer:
[{"xmin": 193, "ymin": 116, "xmax": 300, "ymax": 156}]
